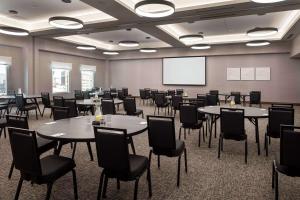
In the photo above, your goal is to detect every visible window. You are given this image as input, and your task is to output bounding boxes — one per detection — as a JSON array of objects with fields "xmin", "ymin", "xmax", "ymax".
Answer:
[
  {"xmin": 0, "ymin": 65, "xmax": 7, "ymax": 95},
  {"xmin": 80, "ymin": 65, "xmax": 96, "ymax": 91},
  {"xmin": 51, "ymin": 62, "xmax": 72, "ymax": 93}
]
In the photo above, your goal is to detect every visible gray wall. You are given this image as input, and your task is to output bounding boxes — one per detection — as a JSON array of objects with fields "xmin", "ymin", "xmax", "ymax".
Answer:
[{"xmin": 109, "ymin": 53, "xmax": 300, "ymax": 103}]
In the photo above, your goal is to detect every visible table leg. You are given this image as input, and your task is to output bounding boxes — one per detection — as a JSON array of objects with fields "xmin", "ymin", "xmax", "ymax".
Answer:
[
  {"xmin": 254, "ymin": 118, "xmax": 261, "ymax": 155},
  {"xmin": 34, "ymin": 98, "xmax": 42, "ymax": 116},
  {"xmin": 208, "ymin": 115, "xmax": 213, "ymax": 148}
]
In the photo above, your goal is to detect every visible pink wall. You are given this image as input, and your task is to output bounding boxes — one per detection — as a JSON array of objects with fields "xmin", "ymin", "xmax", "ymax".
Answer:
[{"xmin": 109, "ymin": 53, "xmax": 300, "ymax": 103}]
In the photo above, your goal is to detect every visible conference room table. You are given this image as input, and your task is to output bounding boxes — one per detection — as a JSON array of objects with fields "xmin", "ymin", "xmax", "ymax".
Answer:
[
  {"xmin": 198, "ymin": 105, "xmax": 268, "ymax": 155},
  {"xmin": 0, "ymin": 94, "xmax": 42, "ymax": 115},
  {"xmin": 36, "ymin": 115, "xmax": 147, "ymax": 155},
  {"xmin": 77, "ymin": 98, "xmax": 124, "ymax": 110},
  {"xmin": 219, "ymin": 93, "xmax": 250, "ymax": 105}
]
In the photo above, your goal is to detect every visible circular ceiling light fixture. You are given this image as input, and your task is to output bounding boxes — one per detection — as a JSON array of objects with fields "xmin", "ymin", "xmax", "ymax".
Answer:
[
  {"xmin": 179, "ymin": 34, "xmax": 204, "ymax": 43},
  {"xmin": 246, "ymin": 40, "xmax": 270, "ymax": 47},
  {"xmin": 118, "ymin": 41, "xmax": 139, "ymax": 47},
  {"xmin": 251, "ymin": 0, "xmax": 285, "ymax": 3},
  {"xmin": 191, "ymin": 44, "xmax": 211, "ymax": 50},
  {"xmin": 76, "ymin": 45, "xmax": 96, "ymax": 50},
  {"xmin": 49, "ymin": 16, "xmax": 83, "ymax": 29},
  {"xmin": 135, "ymin": 0, "xmax": 175, "ymax": 18},
  {"xmin": 103, "ymin": 51, "xmax": 119, "ymax": 55},
  {"xmin": 140, "ymin": 48, "xmax": 157, "ymax": 53},
  {"xmin": 0, "ymin": 26, "xmax": 29, "ymax": 36},
  {"xmin": 247, "ymin": 27, "xmax": 278, "ymax": 37}
]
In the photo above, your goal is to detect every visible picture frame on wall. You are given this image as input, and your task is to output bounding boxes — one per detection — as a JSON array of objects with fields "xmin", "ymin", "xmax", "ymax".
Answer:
[
  {"xmin": 241, "ymin": 68, "xmax": 255, "ymax": 80},
  {"xmin": 227, "ymin": 67, "xmax": 240, "ymax": 80},
  {"xmin": 255, "ymin": 67, "xmax": 270, "ymax": 80}
]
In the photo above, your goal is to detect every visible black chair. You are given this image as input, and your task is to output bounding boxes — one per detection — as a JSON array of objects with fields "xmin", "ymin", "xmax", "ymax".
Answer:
[
  {"xmin": 197, "ymin": 94, "xmax": 206, "ymax": 104},
  {"xmin": 74, "ymin": 90, "xmax": 84, "ymax": 100},
  {"xmin": 191, "ymin": 99, "xmax": 208, "ymax": 136},
  {"xmin": 209, "ymin": 90, "xmax": 220, "ymax": 105},
  {"xmin": 122, "ymin": 87, "xmax": 129, "ymax": 97},
  {"xmin": 230, "ymin": 92, "xmax": 241, "ymax": 104},
  {"xmin": 179, "ymin": 103, "xmax": 204, "ymax": 146},
  {"xmin": 52, "ymin": 106, "xmax": 70, "ymax": 121},
  {"xmin": 83, "ymin": 91, "xmax": 91, "ymax": 99},
  {"xmin": 41, "ymin": 92, "xmax": 52, "ymax": 117},
  {"xmin": 154, "ymin": 93, "xmax": 169, "ymax": 115},
  {"xmin": 272, "ymin": 125, "xmax": 300, "ymax": 200},
  {"xmin": 110, "ymin": 88, "xmax": 118, "ymax": 98},
  {"xmin": 176, "ymin": 89, "xmax": 184, "ymax": 96},
  {"xmin": 53, "ymin": 96, "xmax": 64, "ymax": 107},
  {"xmin": 8, "ymin": 127, "xmax": 78, "ymax": 200},
  {"xmin": 124, "ymin": 97, "xmax": 144, "ymax": 118},
  {"xmin": 171, "ymin": 95, "xmax": 183, "ymax": 116},
  {"xmin": 63, "ymin": 99, "xmax": 78, "ymax": 117},
  {"xmin": 219, "ymin": 108, "xmax": 247, "ymax": 163},
  {"xmin": 118, "ymin": 90, "xmax": 126, "ymax": 100},
  {"xmin": 93, "ymin": 126, "xmax": 152, "ymax": 200},
  {"xmin": 101, "ymin": 99, "xmax": 116, "ymax": 115},
  {"xmin": 271, "ymin": 103, "xmax": 293, "ymax": 109},
  {"xmin": 0, "ymin": 112, "xmax": 7, "ymax": 138},
  {"xmin": 206, "ymin": 94, "xmax": 218, "ymax": 106},
  {"xmin": 103, "ymin": 90, "xmax": 112, "ymax": 99},
  {"xmin": 249, "ymin": 91, "xmax": 261, "ymax": 107},
  {"xmin": 15, "ymin": 94, "xmax": 38, "ymax": 119},
  {"xmin": 265, "ymin": 107, "xmax": 294, "ymax": 156},
  {"xmin": 150, "ymin": 89, "xmax": 158, "ymax": 104},
  {"xmin": 147, "ymin": 115, "xmax": 187, "ymax": 187},
  {"xmin": 139, "ymin": 89, "xmax": 150, "ymax": 105},
  {"xmin": 6, "ymin": 114, "xmax": 58, "ymax": 179},
  {"xmin": 167, "ymin": 90, "xmax": 175, "ymax": 97},
  {"xmin": 7, "ymin": 90, "xmax": 16, "ymax": 111},
  {"xmin": 75, "ymin": 91, "xmax": 93, "ymax": 115}
]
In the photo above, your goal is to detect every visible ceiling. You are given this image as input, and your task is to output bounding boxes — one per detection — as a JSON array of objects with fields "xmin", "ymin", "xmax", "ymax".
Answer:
[{"xmin": 1, "ymin": 0, "xmax": 300, "ymax": 52}]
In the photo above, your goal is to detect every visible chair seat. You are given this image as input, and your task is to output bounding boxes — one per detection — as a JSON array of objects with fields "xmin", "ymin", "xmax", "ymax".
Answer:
[
  {"xmin": 182, "ymin": 121, "xmax": 202, "ymax": 129},
  {"xmin": 38, "ymin": 155, "xmax": 76, "ymax": 183},
  {"xmin": 275, "ymin": 155, "xmax": 300, "ymax": 177},
  {"xmin": 222, "ymin": 132, "xmax": 247, "ymax": 141},
  {"xmin": 22, "ymin": 104, "xmax": 37, "ymax": 111},
  {"xmin": 37, "ymin": 137, "xmax": 58, "ymax": 154},
  {"xmin": 153, "ymin": 140, "xmax": 185, "ymax": 157}
]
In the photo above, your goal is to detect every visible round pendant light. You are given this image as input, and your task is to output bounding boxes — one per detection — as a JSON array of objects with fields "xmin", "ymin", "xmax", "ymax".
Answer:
[
  {"xmin": 179, "ymin": 34, "xmax": 204, "ymax": 43},
  {"xmin": 49, "ymin": 16, "xmax": 84, "ymax": 29},
  {"xmin": 140, "ymin": 48, "xmax": 157, "ymax": 53},
  {"xmin": 76, "ymin": 45, "xmax": 96, "ymax": 50},
  {"xmin": 247, "ymin": 27, "xmax": 278, "ymax": 37},
  {"xmin": 246, "ymin": 40, "xmax": 270, "ymax": 47},
  {"xmin": 103, "ymin": 51, "xmax": 119, "ymax": 55},
  {"xmin": 135, "ymin": 0, "xmax": 175, "ymax": 18},
  {"xmin": 251, "ymin": 0, "xmax": 286, "ymax": 3},
  {"xmin": 118, "ymin": 41, "xmax": 139, "ymax": 47},
  {"xmin": 191, "ymin": 44, "xmax": 211, "ymax": 50},
  {"xmin": 0, "ymin": 26, "xmax": 29, "ymax": 36}
]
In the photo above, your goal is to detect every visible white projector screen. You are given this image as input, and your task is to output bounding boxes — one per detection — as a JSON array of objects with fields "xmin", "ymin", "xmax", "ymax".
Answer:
[{"xmin": 163, "ymin": 57, "xmax": 206, "ymax": 85}]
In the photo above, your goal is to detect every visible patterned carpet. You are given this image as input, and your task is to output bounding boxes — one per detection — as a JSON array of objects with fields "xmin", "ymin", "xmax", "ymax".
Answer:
[{"xmin": 0, "ymin": 102, "xmax": 299, "ymax": 200}]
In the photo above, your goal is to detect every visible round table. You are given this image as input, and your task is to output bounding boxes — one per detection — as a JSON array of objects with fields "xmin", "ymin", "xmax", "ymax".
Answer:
[
  {"xmin": 76, "ymin": 99, "xmax": 123, "ymax": 106},
  {"xmin": 198, "ymin": 105, "xmax": 268, "ymax": 155}
]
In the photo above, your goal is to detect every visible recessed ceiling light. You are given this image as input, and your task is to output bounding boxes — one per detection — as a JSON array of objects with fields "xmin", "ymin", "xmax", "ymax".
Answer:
[
  {"xmin": 191, "ymin": 44, "xmax": 211, "ymax": 50},
  {"xmin": 76, "ymin": 45, "xmax": 96, "ymax": 50},
  {"xmin": 8, "ymin": 10, "xmax": 18, "ymax": 15},
  {"xmin": 62, "ymin": 0, "xmax": 72, "ymax": 3},
  {"xmin": 140, "ymin": 48, "xmax": 157, "ymax": 53},
  {"xmin": 103, "ymin": 51, "xmax": 119, "ymax": 55},
  {"xmin": 126, "ymin": 28, "xmax": 132, "ymax": 31},
  {"xmin": 251, "ymin": 0, "xmax": 286, "ymax": 3},
  {"xmin": 0, "ymin": 26, "xmax": 29, "ymax": 36},
  {"xmin": 247, "ymin": 27, "xmax": 278, "ymax": 37},
  {"xmin": 49, "ymin": 16, "xmax": 83, "ymax": 29},
  {"xmin": 146, "ymin": 36, "xmax": 151, "ymax": 39},
  {"xmin": 118, "ymin": 41, "xmax": 139, "ymax": 47},
  {"xmin": 179, "ymin": 34, "xmax": 204, "ymax": 43},
  {"xmin": 109, "ymin": 40, "xmax": 114, "ymax": 43},
  {"xmin": 246, "ymin": 40, "xmax": 270, "ymax": 47},
  {"xmin": 135, "ymin": 0, "xmax": 175, "ymax": 18}
]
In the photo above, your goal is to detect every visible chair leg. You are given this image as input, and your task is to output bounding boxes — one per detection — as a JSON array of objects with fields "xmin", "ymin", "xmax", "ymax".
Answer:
[
  {"xmin": 50, "ymin": 109, "xmax": 53, "ymax": 118},
  {"xmin": 272, "ymin": 161, "xmax": 275, "ymax": 189},
  {"xmin": 147, "ymin": 166, "xmax": 152, "ymax": 197},
  {"xmin": 72, "ymin": 142, "xmax": 77, "ymax": 160},
  {"xmin": 198, "ymin": 129, "xmax": 201, "ymax": 147},
  {"xmin": 128, "ymin": 137, "xmax": 136, "ymax": 155},
  {"xmin": 45, "ymin": 183, "xmax": 53, "ymax": 200},
  {"xmin": 177, "ymin": 155, "xmax": 181, "ymax": 187},
  {"xmin": 275, "ymin": 170, "xmax": 279, "ymax": 200},
  {"xmin": 245, "ymin": 139, "xmax": 248, "ymax": 164},
  {"xmin": 42, "ymin": 107, "xmax": 45, "ymax": 117},
  {"xmin": 54, "ymin": 142, "xmax": 63, "ymax": 155},
  {"xmin": 157, "ymin": 155, "xmax": 160, "ymax": 169},
  {"xmin": 117, "ymin": 179, "xmax": 120, "ymax": 190},
  {"xmin": 202, "ymin": 126, "xmax": 205, "ymax": 142},
  {"xmin": 14, "ymin": 177, "xmax": 23, "ymax": 200},
  {"xmin": 72, "ymin": 169, "xmax": 78, "ymax": 199},
  {"xmin": 184, "ymin": 148, "xmax": 187, "ymax": 173},
  {"xmin": 218, "ymin": 136, "xmax": 221, "ymax": 159},
  {"xmin": 184, "ymin": 128, "xmax": 186, "ymax": 140},
  {"xmin": 86, "ymin": 142, "xmax": 94, "ymax": 161},
  {"xmin": 179, "ymin": 127, "xmax": 182, "ymax": 140},
  {"xmin": 35, "ymin": 109, "xmax": 38, "ymax": 120},
  {"xmin": 8, "ymin": 161, "xmax": 14, "ymax": 179},
  {"xmin": 134, "ymin": 178, "xmax": 140, "ymax": 200},
  {"xmin": 97, "ymin": 171, "xmax": 105, "ymax": 200},
  {"xmin": 265, "ymin": 134, "xmax": 269, "ymax": 157},
  {"xmin": 102, "ymin": 175, "xmax": 108, "ymax": 198},
  {"xmin": 4, "ymin": 127, "xmax": 6, "ymax": 138}
]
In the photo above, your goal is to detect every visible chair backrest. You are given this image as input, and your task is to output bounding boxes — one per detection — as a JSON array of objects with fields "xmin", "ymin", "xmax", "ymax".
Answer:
[
  {"xmin": 139, "ymin": 89, "xmax": 146, "ymax": 99},
  {"xmin": 63, "ymin": 99, "xmax": 78, "ymax": 117},
  {"xmin": 268, "ymin": 107, "xmax": 294, "ymax": 137},
  {"xmin": 280, "ymin": 125, "xmax": 300, "ymax": 168},
  {"xmin": 110, "ymin": 88, "xmax": 117, "ymax": 93},
  {"xmin": 123, "ymin": 97, "xmax": 137, "ymax": 115},
  {"xmin": 74, "ymin": 91, "xmax": 84, "ymax": 100},
  {"xmin": 8, "ymin": 128, "xmax": 42, "ymax": 177},
  {"xmin": 197, "ymin": 94, "xmax": 207, "ymax": 105},
  {"xmin": 15, "ymin": 94, "xmax": 25, "ymax": 108},
  {"xmin": 172, "ymin": 95, "xmax": 183, "ymax": 109},
  {"xmin": 7, "ymin": 90, "xmax": 16, "ymax": 95},
  {"xmin": 53, "ymin": 96, "xmax": 64, "ymax": 107},
  {"xmin": 209, "ymin": 90, "xmax": 219, "ymax": 101},
  {"xmin": 101, "ymin": 99, "xmax": 116, "ymax": 115},
  {"xmin": 147, "ymin": 115, "xmax": 176, "ymax": 150},
  {"xmin": 52, "ymin": 106, "xmax": 70, "ymax": 121},
  {"xmin": 155, "ymin": 93, "xmax": 167, "ymax": 106},
  {"xmin": 145, "ymin": 89, "xmax": 151, "ymax": 98},
  {"xmin": 93, "ymin": 127, "xmax": 130, "ymax": 172},
  {"xmin": 103, "ymin": 90, "xmax": 112, "ymax": 99},
  {"xmin": 192, "ymin": 99, "xmax": 206, "ymax": 119},
  {"xmin": 151, "ymin": 89, "xmax": 158, "ymax": 100},
  {"xmin": 220, "ymin": 108, "xmax": 245, "ymax": 137},
  {"xmin": 41, "ymin": 92, "xmax": 51, "ymax": 107},
  {"xmin": 176, "ymin": 89, "xmax": 184, "ymax": 95},
  {"xmin": 230, "ymin": 92, "xmax": 241, "ymax": 104},
  {"xmin": 167, "ymin": 90, "xmax": 175, "ymax": 96},
  {"xmin": 117, "ymin": 90, "xmax": 125, "ymax": 100},
  {"xmin": 6, "ymin": 114, "xmax": 29, "ymax": 129},
  {"xmin": 179, "ymin": 103, "xmax": 198, "ymax": 125},
  {"xmin": 249, "ymin": 91, "xmax": 261, "ymax": 104},
  {"xmin": 271, "ymin": 103, "xmax": 294, "ymax": 109},
  {"xmin": 206, "ymin": 94, "xmax": 218, "ymax": 106},
  {"xmin": 82, "ymin": 91, "xmax": 91, "ymax": 99},
  {"xmin": 74, "ymin": 90, "xmax": 82, "ymax": 95},
  {"xmin": 122, "ymin": 88, "xmax": 128, "ymax": 97}
]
